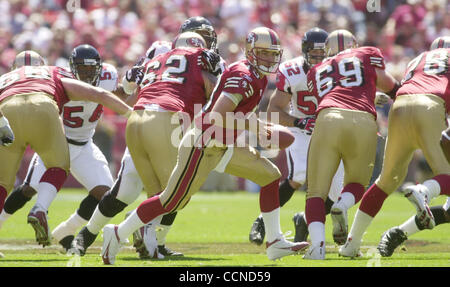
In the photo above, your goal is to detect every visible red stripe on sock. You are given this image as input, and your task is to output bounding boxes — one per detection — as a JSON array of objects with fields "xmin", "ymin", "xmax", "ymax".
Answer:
[
  {"xmin": 341, "ymin": 183, "xmax": 365, "ymax": 204},
  {"xmin": 305, "ymin": 197, "xmax": 325, "ymax": 226},
  {"xmin": 433, "ymin": 174, "xmax": 450, "ymax": 196},
  {"xmin": 358, "ymin": 184, "xmax": 388, "ymax": 217},
  {"xmin": 39, "ymin": 167, "xmax": 68, "ymax": 191},
  {"xmin": 0, "ymin": 186, "xmax": 6, "ymax": 213},
  {"xmin": 136, "ymin": 196, "xmax": 167, "ymax": 223},
  {"xmin": 260, "ymin": 179, "xmax": 280, "ymax": 213}
]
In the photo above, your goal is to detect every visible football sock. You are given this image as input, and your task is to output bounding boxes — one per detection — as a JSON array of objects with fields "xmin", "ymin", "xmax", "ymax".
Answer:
[
  {"xmin": 399, "ymin": 215, "xmax": 420, "ymax": 236},
  {"xmin": 305, "ymin": 197, "xmax": 325, "ymax": 246},
  {"xmin": 55, "ymin": 212, "xmax": 88, "ymax": 239},
  {"xmin": 0, "ymin": 186, "xmax": 6, "ymax": 213},
  {"xmin": 156, "ymin": 224, "xmax": 171, "ymax": 246},
  {"xmin": 86, "ymin": 206, "xmax": 112, "ymax": 235},
  {"xmin": 35, "ymin": 182, "xmax": 58, "ymax": 211},
  {"xmin": 261, "ymin": 207, "xmax": 282, "ymax": 243},
  {"xmin": 430, "ymin": 174, "xmax": 450, "ymax": 196},
  {"xmin": 339, "ymin": 183, "xmax": 365, "ymax": 209},
  {"xmin": 347, "ymin": 209, "xmax": 373, "ymax": 245},
  {"xmin": 423, "ymin": 178, "xmax": 442, "ymax": 200},
  {"xmin": 3, "ymin": 185, "xmax": 32, "ymax": 214},
  {"xmin": 259, "ymin": 179, "xmax": 280, "ymax": 213},
  {"xmin": 77, "ymin": 194, "xmax": 100, "ymax": 221},
  {"xmin": 117, "ymin": 209, "xmax": 145, "ymax": 242},
  {"xmin": 278, "ymin": 178, "xmax": 295, "ymax": 207},
  {"xmin": 308, "ymin": 221, "xmax": 325, "ymax": 247}
]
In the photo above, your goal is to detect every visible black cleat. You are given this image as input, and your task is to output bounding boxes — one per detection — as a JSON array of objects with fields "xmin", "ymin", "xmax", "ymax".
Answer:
[
  {"xmin": 158, "ymin": 245, "xmax": 183, "ymax": 257},
  {"xmin": 293, "ymin": 212, "xmax": 309, "ymax": 242},
  {"xmin": 59, "ymin": 235, "xmax": 75, "ymax": 251},
  {"xmin": 249, "ymin": 215, "xmax": 265, "ymax": 246},
  {"xmin": 68, "ymin": 226, "xmax": 98, "ymax": 256},
  {"xmin": 378, "ymin": 227, "xmax": 407, "ymax": 257}
]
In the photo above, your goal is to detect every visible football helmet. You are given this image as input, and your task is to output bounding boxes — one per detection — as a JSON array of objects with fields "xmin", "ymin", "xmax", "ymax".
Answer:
[
  {"xmin": 245, "ymin": 27, "xmax": 283, "ymax": 75},
  {"xmin": 430, "ymin": 36, "xmax": 450, "ymax": 50},
  {"xmin": 145, "ymin": 40, "xmax": 172, "ymax": 60},
  {"xmin": 173, "ymin": 32, "xmax": 207, "ymax": 49},
  {"xmin": 69, "ymin": 44, "xmax": 102, "ymax": 85},
  {"xmin": 11, "ymin": 50, "xmax": 46, "ymax": 70},
  {"xmin": 180, "ymin": 16, "xmax": 217, "ymax": 51},
  {"xmin": 325, "ymin": 29, "xmax": 358, "ymax": 57},
  {"xmin": 301, "ymin": 27, "xmax": 328, "ymax": 67}
]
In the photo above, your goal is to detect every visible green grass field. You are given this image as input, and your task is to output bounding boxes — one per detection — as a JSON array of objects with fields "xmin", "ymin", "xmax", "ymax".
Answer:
[{"xmin": 0, "ymin": 188, "xmax": 449, "ymax": 267}]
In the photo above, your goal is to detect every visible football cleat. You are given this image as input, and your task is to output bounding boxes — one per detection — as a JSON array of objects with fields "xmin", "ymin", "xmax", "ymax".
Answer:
[
  {"xmin": 158, "ymin": 245, "xmax": 183, "ymax": 257},
  {"xmin": 292, "ymin": 212, "xmax": 309, "ymax": 242},
  {"xmin": 101, "ymin": 224, "xmax": 124, "ymax": 265},
  {"xmin": 27, "ymin": 205, "xmax": 51, "ymax": 247},
  {"xmin": 67, "ymin": 226, "xmax": 98, "ymax": 256},
  {"xmin": 249, "ymin": 215, "xmax": 265, "ymax": 246},
  {"xmin": 303, "ymin": 241, "xmax": 325, "ymax": 260},
  {"xmin": 266, "ymin": 237, "xmax": 309, "ymax": 261},
  {"xmin": 142, "ymin": 224, "xmax": 164, "ymax": 259},
  {"xmin": 330, "ymin": 203, "xmax": 348, "ymax": 245},
  {"xmin": 58, "ymin": 235, "xmax": 74, "ymax": 251},
  {"xmin": 403, "ymin": 185, "xmax": 435, "ymax": 229},
  {"xmin": 377, "ymin": 227, "xmax": 407, "ymax": 257},
  {"xmin": 338, "ymin": 237, "xmax": 362, "ymax": 258},
  {"xmin": 132, "ymin": 226, "xmax": 150, "ymax": 259}
]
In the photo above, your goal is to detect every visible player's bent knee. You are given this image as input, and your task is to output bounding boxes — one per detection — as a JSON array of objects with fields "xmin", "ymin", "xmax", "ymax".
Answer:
[
  {"xmin": 89, "ymin": 185, "xmax": 111, "ymax": 201},
  {"xmin": 98, "ymin": 192, "xmax": 128, "ymax": 218}
]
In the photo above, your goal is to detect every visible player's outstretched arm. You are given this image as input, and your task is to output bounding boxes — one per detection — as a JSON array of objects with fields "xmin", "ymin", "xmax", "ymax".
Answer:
[
  {"xmin": 266, "ymin": 89, "xmax": 295, "ymax": 126},
  {"xmin": 375, "ymin": 68, "xmax": 400, "ymax": 99},
  {"xmin": 61, "ymin": 77, "xmax": 132, "ymax": 117}
]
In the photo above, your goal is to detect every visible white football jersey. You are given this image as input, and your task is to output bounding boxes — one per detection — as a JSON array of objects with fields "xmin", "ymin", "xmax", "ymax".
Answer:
[
  {"xmin": 62, "ymin": 62, "xmax": 119, "ymax": 142},
  {"xmin": 275, "ymin": 56, "xmax": 318, "ymax": 119}
]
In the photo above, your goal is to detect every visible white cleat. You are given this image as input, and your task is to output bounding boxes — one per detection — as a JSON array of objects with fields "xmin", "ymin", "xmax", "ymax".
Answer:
[
  {"xmin": 303, "ymin": 241, "xmax": 325, "ymax": 260},
  {"xmin": 330, "ymin": 203, "xmax": 348, "ymax": 245},
  {"xmin": 403, "ymin": 185, "xmax": 435, "ymax": 229},
  {"xmin": 101, "ymin": 224, "xmax": 124, "ymax": 265},
  {"xmin": 266, "ymin": 237, "xmax": 309, "ymax": 261},
  {"xmin": 339, "ymin": 237, "xmax": 362, "ymax": 258}
]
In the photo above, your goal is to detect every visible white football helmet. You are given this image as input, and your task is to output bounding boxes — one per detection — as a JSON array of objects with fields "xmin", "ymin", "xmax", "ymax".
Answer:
[
  {"xmin": 430, "ymin": 36, "xmax": 450, "ymax": 50},
  {"xmin": 145, "ymin": 40, "xmax": 172, "ymax": 60},
  {"xmin": 173, "ymin": 32, "xmax": 206, "ymax": 49},
  {"xmin": 11, "ymin": 50, "xmax": 46, "ymax": 70},
  {"xmin": 245, "ymin": 27, "xmax": 283, "ymax": 75},
  {"xmin": 325, "ymin": 29, "xmax": 358, "ymax": 57}
]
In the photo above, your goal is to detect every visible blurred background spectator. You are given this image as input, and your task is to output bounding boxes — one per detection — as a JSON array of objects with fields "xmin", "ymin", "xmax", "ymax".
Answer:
[{"xmin": 2, "ymin": 0, "xmax": 447, "ymax": 191}]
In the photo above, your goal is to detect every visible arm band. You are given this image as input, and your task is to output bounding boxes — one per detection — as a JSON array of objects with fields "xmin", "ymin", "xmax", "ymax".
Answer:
[{"xmin": 386, "ymin": 81, "xmax": 400, "ymax": 100}]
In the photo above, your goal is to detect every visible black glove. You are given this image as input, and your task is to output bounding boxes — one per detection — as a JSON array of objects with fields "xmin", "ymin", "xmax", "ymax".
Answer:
[
  {"xmin": 294, "ymin": 117, "xmax": 316, "ymax": 135},
  {"xmin": 200, "ymin": 50, "xmax": 221, "ymax": 75},
  {"xmin": 0, "ymin": 117, "xmax": 14, "ymax": 146},
  {"xmin": 125, "ymin": 65, "xmax": 144, "ymax": 85}
]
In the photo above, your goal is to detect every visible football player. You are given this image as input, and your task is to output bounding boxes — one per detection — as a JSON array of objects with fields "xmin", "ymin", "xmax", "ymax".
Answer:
[
  {"xmin": 248, "ymin": 27, "xmax": 345, "ymax": 246},
  {"xmin": 0, "ymin": 50, "xmax": 131, "ymax": 246},
  {"xmin": 340, "ymin": 35, "xmax": 450, "ymax": 258},
  {"xmin": 377, "ymin": 36, "xmax": 450, "ymax": 257},
  {"xmin": 100, "ymin": 27, "xmax": 309, "ymax": 265},
  {"xmin": 0, "ymin": 45, "xmax": 122, "ymax": 250},
  {"xmin": 69, "ymin": 32, "xmax": 221, "ymax": 259},
  {"xmin": 304, "ymin": 30, "xmax": 400, "ymax": 259}
]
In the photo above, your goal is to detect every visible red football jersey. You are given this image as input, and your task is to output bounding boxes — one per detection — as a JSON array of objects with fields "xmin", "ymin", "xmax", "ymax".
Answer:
[
  {"xmin": 397, "ymin": 48, "xmax": 450, "ymax": 112},
  {"xmin": 0, "ymin": 66, "xmax": 72, "ymax": 112},
  {"xmin": 307, "ymin": 46, "xmax": 386, "ymax": 118},
  {"xmin": 199, "ymin": 59, "xmax": 268, "ymax": 144},
  {"xmin": 134, "ymin": 47, "xmax": 210, "ymax": 119}
]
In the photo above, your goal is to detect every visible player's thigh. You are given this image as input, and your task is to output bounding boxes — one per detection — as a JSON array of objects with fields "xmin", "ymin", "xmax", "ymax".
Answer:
[
  {"xmin": 224, "ymin": 145, "xmax": 281, "ymax": 187},
  {"xmin": 340, "ymin": 113, "xmax": 378, "ymax": 188},
  {"xmin": 306, "ymin": 110, "xmax": 343, "ymax": 200},
  {"xmin": 0, "ymin": 145, "xmax": 25, "ymax": 192},
  {"xmin": 285, "ymin": 129, "xmax": 310, "ymax": 185},
  {"xmin": 70, "ymin": 141, "xmax": 114, "ymax": 191}
]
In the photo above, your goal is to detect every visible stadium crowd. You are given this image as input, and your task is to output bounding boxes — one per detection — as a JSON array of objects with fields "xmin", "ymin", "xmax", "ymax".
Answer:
[{"xmin": 1, "ymin": 0, "xmax": 449, "ymax": 189}]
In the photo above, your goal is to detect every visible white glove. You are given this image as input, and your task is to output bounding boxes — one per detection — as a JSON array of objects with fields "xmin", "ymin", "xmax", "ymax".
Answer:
[
  {"xmin": 0, "ymin": 116, "xmax": 14, "ymax": 146},
  {"xmin": 375, "ymin": 92, "xmax": 390, "ymax": 107}
]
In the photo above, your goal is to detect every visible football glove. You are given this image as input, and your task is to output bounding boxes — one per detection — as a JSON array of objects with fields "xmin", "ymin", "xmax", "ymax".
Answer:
[
  {"xmin": 199, "ymin": 50, "xmax": 221, "ymax": 76},
  {"xmin": 0, "ymin": 117, "xmax": 14, "ymax": 146},
  {"xmin": 125, "ymin": 61, "xmax": 145, "ymax": 85},
  {"xmin": 294, "ymin": 117, "xmax": 315, "ymax": 135}
]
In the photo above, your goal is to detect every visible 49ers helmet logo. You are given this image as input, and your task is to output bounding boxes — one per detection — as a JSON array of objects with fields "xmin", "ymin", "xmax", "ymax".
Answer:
[
  {"xmin": 246, "ymin": 32, "xmax": 258, "ymax": 45},
  {"xmin": 188, "ymin": 37, "xmax": 203, "ymax": 47}
]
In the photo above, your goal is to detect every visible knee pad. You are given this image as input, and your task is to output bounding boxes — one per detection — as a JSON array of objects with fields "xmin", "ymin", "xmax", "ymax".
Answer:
[{"xmin": 98, "ymin": 191, "xmax": 128, "ymax": 218}]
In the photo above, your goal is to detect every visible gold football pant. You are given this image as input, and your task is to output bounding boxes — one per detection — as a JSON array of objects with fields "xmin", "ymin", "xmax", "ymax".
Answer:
[
  {"xmin": 375, "ymin": 94, "xmax": 450, "ymax": 195},
  {"xmin": 125, "ymin": 109, "xmax": 182, "ymax": 198},
  {"xmin": 158, "ymin": 127, "xmax": 281, "ymax": 213},
  {"xmin": 307, "ymin": 108, "xmax": 378, "ymax": 200},
  {"xmin": 0, "ymin": 93, "xmax": 69, "ymax": 192}
]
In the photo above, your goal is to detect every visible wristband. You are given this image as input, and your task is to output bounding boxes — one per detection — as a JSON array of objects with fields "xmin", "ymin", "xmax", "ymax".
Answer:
[{"xmin": 386, "ymin": 81, "xmax": 400, "ymax": 100}]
